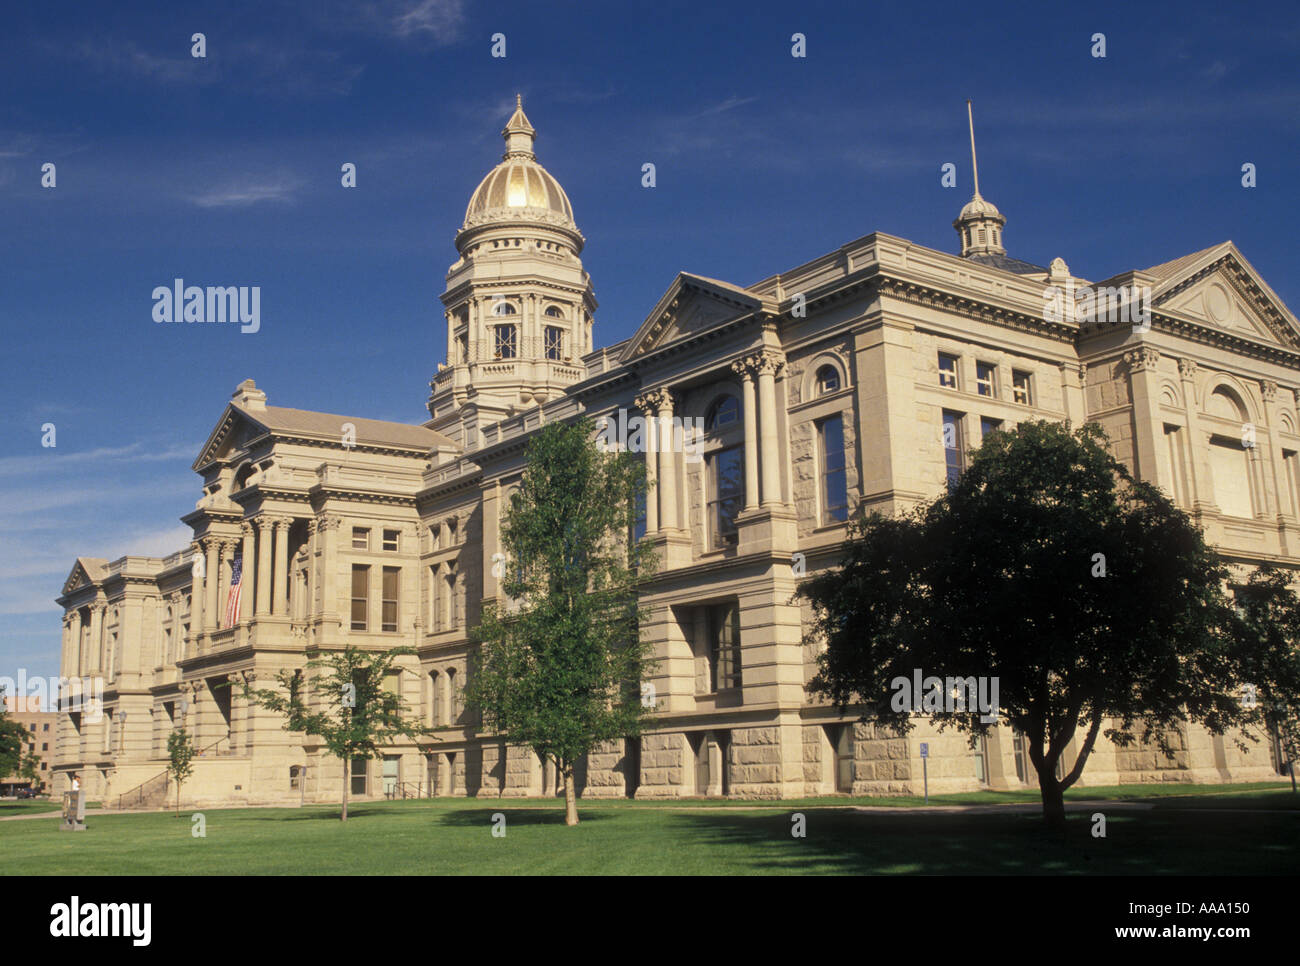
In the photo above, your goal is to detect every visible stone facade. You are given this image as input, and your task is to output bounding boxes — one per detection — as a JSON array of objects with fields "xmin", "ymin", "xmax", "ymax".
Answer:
[{"xmin": 52, "ymin": 101, "xmax": 1296, "ymax": 807}]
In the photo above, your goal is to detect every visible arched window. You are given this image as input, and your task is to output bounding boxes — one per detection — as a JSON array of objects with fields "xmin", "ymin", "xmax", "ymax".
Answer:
[
  {"xmin": 815, "ymin": 365, "xmax": 841, "ymax": 396},
  {"xmin": 491, "ymin": 300, "xmax": 517, "ymax": 316},
  {"xmin": 445, "ymin": 668, "xmax": 457, "ymax": 725},
  {"xmin": 706, "ymin": 394, "xmax": 740, "ymax": 431},
  {"xmin": 1208, "ymin": 387, "xmax": 1246, "ymax": 422},
  {"xmin": 544, "ymin": 305, "xmax": 564, "ymax": 318},
  {"xmin": 429, "ymin": 670, "xmax": 441, "ymax": 727}
]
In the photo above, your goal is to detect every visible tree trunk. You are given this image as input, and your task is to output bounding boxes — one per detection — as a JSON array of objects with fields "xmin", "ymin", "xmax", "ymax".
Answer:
[
  {"xmin": 175, "ymin": 779, "xmax": 181, "ymax": 817},
  {"xmin": 342, "ymin": 757, "xmax": 349, "ymax": 822},
  {"xmin": 563, "ymin": 764, "xmax": 579, "ymax": 826},
  {"xmin": 1038, "ymin": 767, "xmax": 1066, "ymax": 831}
]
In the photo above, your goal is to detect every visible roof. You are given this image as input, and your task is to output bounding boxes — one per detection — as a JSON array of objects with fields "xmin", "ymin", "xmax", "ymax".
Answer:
[
  {"xmin": 242, "ymin": 405, "xmax": 453, "ymax": 452},
  {"xmin": 1142, "ymin": 242, "xmax": 1230, "ymax": 280},
  {"xmin": 965, "ymin": 252, "xmax": 1047, "ymax": 276},
  {"xmin": 75, "ymin": 557, "xmax": 109, "ymax": 582}
]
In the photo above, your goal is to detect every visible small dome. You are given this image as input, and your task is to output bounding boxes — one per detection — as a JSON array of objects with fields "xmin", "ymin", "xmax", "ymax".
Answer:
[
  {"xmin": 464, "ymin": 159, "xmax": 575, "ymax": 226},
  {"xmin": 959, "ymin": 193, "xmax": 1002, "ymax": 220},
  {"xmin": 460, "ymin": 96, "xmax": 578, "ymax": 235}
]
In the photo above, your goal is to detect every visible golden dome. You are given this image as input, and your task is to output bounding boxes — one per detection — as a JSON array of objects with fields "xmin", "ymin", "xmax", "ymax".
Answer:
[{"xmin": 461, "ymin": 96, "xmax": 577, "ymax": 233}]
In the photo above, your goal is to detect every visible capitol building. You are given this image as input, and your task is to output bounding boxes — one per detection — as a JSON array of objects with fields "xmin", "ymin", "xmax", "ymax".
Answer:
[{"xmin": 54, "ymin": 99, "xmax": 1295, "ymax": 806}]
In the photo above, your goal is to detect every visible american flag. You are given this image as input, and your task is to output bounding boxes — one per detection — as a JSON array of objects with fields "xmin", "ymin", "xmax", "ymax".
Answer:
[{"xmin": 223, "ymin": 555, "xmax": 243, "ymax": 627}]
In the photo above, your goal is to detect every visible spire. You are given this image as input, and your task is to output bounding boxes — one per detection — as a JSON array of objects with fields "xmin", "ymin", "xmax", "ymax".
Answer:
[
  {"xmin": 953, "ymin": 100, "xmax": 1006, "ymax": 257},
  {"xmin": 502, "ymin": 93, "xmax": 536, "ymax": 159}
]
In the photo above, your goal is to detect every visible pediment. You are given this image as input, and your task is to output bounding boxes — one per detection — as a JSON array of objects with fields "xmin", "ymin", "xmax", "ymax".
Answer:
[
  {"xmin": 193, "ymin": 405, "xmax": 270, "ymax": 471},
  {"xmin": 1152, "ymin": 247, "xmax": 1300, "ymax": 350},
  {"xmin": 62, "ymin": 558, "xmax": 105, "ymax": 596},
  {"xmin": 620, "ymin": 273, "xmax": 765, "ymax": 362}
]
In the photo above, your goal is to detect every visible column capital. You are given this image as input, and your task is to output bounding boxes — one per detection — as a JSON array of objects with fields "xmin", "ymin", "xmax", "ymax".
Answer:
[
  {"xmin": 1260, "ymin": 380, "xmax": 1278, "ymax": 404},
  {"xmin": 749, "ymin": 347, "xmax": 786, "ymax": 378},
  {"xmin": 89, "ymin": 600, "xmax": 107, "ymax": 615},
  {"xmin": 314, "ymin": 513, "xmax": 343, "ymax": 532},
  {"xmin": 1177, "ymin": 357, "xmax": 1198, "ymax": 380},
  {"xmin": 240, "ymin": 521, "xmax": 255, "ymax": 538},
  {"xmin": 729, "ymin": 357, "xmax": 755, "ymax": 382},
  {"xmin": 634, "ymin": 387, "xmax": 673, "ymax": 415},
  {"xmin": 1123, "ymin": 347, "xmax": 1160, "ymax": 373}
]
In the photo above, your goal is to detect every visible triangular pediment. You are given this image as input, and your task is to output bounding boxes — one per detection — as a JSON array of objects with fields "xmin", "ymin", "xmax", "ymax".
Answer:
[
  {"xmin": 193, "ymin": 405, "xmax": 270, "ymax": 471},
  {"xmin": 1150, "ymin": 243, "xmax": 1300, "ymax": 349},
  {"xmin": 62, "ymin": 558, "xmax": 106, "ymax": 596},
  {"xmin": 620, "ymin": 273, "xmax": 766, "ymax": 362}
]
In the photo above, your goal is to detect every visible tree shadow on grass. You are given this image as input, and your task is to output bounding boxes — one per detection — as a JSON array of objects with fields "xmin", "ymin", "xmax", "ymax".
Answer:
[
  {"xmin": 659, "ymin": 807, "xmax": 1298, "ymax": 875},
  {"xmin": 436, "ymin": 807, "xmax": 616, "ymax": 827}
]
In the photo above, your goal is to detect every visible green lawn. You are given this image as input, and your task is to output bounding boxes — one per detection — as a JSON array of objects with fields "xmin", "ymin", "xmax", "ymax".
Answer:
[{"xmin": 3, "ymin": 784, "xmax": 1295, "ymax": 875}]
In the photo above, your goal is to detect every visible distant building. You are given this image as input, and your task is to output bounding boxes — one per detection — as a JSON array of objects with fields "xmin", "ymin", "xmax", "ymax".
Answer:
[
  {"xmin": 3, "ymin": 696, "xmax": 58, "ymax": 795},
  {"xmin": 53, "ymin": 99, "xmax": 1295, "ymax": 807}
]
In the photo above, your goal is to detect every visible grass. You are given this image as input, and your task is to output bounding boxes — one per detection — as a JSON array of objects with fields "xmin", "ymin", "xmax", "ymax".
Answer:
[{"xmin": 2, "ymin": 783, "xmax": 1295, "ymax": 875}]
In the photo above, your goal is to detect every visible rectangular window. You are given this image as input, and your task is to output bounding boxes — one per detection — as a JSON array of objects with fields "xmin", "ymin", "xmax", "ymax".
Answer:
[
  {"xmin": 544, "ymin": 325, "xmax": 564, "ymax": 361},
  {"xmin": 938, "ymin": 353, "xmax": 959, "ymax": 389},
  {"xmin": 382, "ymin": 529, "xmax": 399, "ymax": 552},
  {"xmin": 456, "ymin": 332, "xmax": 468, "ymax": 364},
  {"xmin": 708, "ymin": 446, "xmax": 744, "ymax": 548},
  {"xmin": 709, "ymin": 604, "xmax": 742, "ymax": 692},
  {"xmin": 980, "ymin": 416, "xmax": 1002, "ymax": 440},
  {"xmin": 381, "ymin": 567, "xmax": 399, "ymax": 633},
  {"xmin": 818, "ymin": 414, "xmax": 849, "ymax": 524},
  {"xmin": 351, "ymin": 565, "xmax": 369, "ymax": 631},
  {"xmin": 632, "ymin": 487, "xmax": 647, "ymax": 544},
  {"xmin": 1011, "ymin": 370, "xmax": 1032, "ymax": 405},
  {"xmin": 351, "ymin": 757, "xmax": 368, "ymax": 796},
  {"xmin": 943, "ymin": 410, "xmax": 965, "ymax": 488},
  {"xmin": 494, "ymin": 324, "xmax": 517, "ymax": 359},
  {"xmin": 352, "ymin": 528, "xmax": 369, "ymax": 551},
  {"xmin": 975, "ymin": 362, "xmax": 996, "ymax": 397}
]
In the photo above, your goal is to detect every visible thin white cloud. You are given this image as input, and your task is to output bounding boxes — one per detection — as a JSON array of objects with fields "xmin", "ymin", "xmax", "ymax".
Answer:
[{"xmin": 191, "ymin": 178, "xmax": 301, "ymax": 208}]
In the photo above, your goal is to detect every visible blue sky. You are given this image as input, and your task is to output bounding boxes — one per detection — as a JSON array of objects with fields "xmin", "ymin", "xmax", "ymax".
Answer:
[{"xmin": 2, "ymin": 0, "xmax": 1298, "ymax": 683}]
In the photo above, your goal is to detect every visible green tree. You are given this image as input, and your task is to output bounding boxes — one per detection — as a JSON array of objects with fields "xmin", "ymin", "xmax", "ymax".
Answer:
[
  {"xmin": 0, "ymin": 688, "xmax": 28, "ymax": 781},
  {"xmin": 804, "ymin": 420, "xmax": 1280, "ymax": 830},
  {"xmin": 465, "ymin": 417, "xmax": 657, "ymax": 825},
  {"xmin": 166, "ymin": 728, "xmax": 196, "ymax": 815},
  {"xmin": 242, "ymin": 646, "xmax": 429, "ymax": 821},
  {"xmin": 1229, "ymin": 565, "xmax": 1300, "ymax": 792}
]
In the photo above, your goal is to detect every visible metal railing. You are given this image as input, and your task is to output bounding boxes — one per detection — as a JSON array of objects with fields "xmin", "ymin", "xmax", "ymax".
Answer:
[
  {"xmin": 383, "ymin": 780, "xmax": 427, "ymax": 800},
  {"xmin": 110, "ymin": 736, "xmax": 230, "ymax": 810}
]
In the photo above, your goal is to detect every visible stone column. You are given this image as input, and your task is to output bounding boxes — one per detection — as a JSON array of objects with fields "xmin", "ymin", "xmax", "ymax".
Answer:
[
  {"xmin": 204, "ymin": 538, "xmax": 220, "ymax": 630},
  {"xmin": 217, "ymin": 540, "xmax": 234, "ymax": 626},
  {"xmin": 256, "ymin": 518, "xmax": 273, "ymax": 616},
  {"xmin": 1259, "ymin": 380, "xmax": 1283, "ymax": 519},
  {"xmin": 1059, "ymin": 361, "xmax": 1087, "ymax": 426},
  {"xmin": 656, "ymin": 392, "xmax": 679, "ymax": 531},
  {"xmin": 274, "ymin": 517, "xmax": 291, "ymax": 616},
  {"xmin": 755, "ymin": 349, "xmax": 786, "ymax": 508},
  {"xmin": 1177, "ymin": 359, "xmax": 1209, "ymax": 511},
  {"xmin": 188, "ymin": 542, "xmax": 204, "ymax": 645},
  {"xmin": 634, "ymin": 392, "xmax": 660, "ymax": 533},
  {"xmin": 67, "ymin": 611, "xmax": 82, "ymax": 683},
  {"xmin": 240, "ymin": 523, "xmax": 255, "ymax": 622},
  {"xmin": 1123, "ymin": 347, "xmax": 1169, "ymax": 489},
  {"xmin": 87, "ymin": 602, "xmax": 104, "ymax": 674},
  {"xmin": 731, "ymin": 359, "xmax": 759, "ymax": 511}
]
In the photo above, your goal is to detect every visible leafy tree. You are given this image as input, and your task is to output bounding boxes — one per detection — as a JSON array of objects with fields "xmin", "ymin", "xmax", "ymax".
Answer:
[
  {"xmin": 19, "ymin": 751, "xmax": 41, "ymax": 791},
  {"xmin": 242, "ymin": 646, "xmax": 429, "ymax": 821},
  {"xmin": 1229, "ymin": 565, "xmax": 1300, "ymax": 792},
  {"xmin": 804, "ymin": 420, "xmax": 1283, "ymax": 830},
  {"xmin": 0, "ymin": 688, "xmax": 29, "ymax": 781},
  {"xmin": 465, "ymin": 417, "xmax": 657, "ymax": 825},
  {"xmin": 166, "ymin": 728, "xmax": 196, "ymax": 815}
]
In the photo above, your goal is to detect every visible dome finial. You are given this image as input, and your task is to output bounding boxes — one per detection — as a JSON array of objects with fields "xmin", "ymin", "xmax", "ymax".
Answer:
[
  {"xmin": 953, "ymin": 100, "xmax": 1007, "ymax": 257},
  {"xmin": 503, "ymin": 94, "xmax": 536, "ymax": 159}
]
